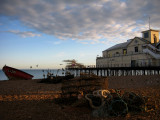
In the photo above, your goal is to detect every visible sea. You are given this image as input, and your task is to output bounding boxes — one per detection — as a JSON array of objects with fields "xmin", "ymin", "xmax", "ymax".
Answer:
[{"xmin": 0, "ymin": 69, "xmax": 66, "ymax": 81}]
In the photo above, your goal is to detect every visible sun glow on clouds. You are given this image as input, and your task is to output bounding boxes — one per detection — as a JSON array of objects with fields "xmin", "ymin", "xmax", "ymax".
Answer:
[{"xmin": 0, "ymin": 0, "xmax": 160, "ymax": 43}]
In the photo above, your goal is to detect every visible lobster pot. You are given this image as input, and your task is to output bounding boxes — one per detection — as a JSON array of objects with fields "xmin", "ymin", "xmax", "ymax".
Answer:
[{"xmin": 61, "ymin": 76, "xmax": 108, "ymax": 98}]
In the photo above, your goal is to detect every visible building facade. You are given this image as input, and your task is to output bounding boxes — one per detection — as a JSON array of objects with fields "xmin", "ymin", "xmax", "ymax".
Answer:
[{"xmin": 96, "ymin": 29, "xmax": 160, "ymax": 67}]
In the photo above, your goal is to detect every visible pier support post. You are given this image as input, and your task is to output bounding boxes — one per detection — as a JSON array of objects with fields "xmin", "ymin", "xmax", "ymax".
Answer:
[
  {"xmin": 143, "ymin": 70, "xmax": 145, "ymax": 75},
  {"xmin": 97, "ymin": 70, "xmax": 99, "ymax": 76},
  {"xmin": 100, "ymin": 69, "xmax": 102, "ymax": 76},
  {"xmin": 104, "ymin": 69, "xmax": 106, "ymax": 76}
]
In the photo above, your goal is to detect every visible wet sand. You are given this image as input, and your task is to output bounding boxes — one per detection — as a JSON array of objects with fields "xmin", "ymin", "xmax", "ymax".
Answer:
[{"xmin": 0, "ymin": 79, "xmax": 160, "ymax": 120}]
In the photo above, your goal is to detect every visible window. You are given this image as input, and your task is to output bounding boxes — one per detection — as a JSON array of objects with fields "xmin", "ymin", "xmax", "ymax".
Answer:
[
  {"xmin": 123, "ymin": 49, "xmax": 127, "ymax": 55},
  {"xmin": 144, "ymin": 32, "xmax": 149, "ymax": 38},
  {"xmin": 154, "ymin": 34, "xmax": 157, "ymax": 44},
  {"xmin": 116, "ymin": 52, "xmax": 119, "ymax": 54},
  {"xmin": 115, "ymin": 52, "xmax": 120, "ymax": 56},
  {"xmin": 135, "ymin": 46, "xmax": 138, "ymax": 52}
]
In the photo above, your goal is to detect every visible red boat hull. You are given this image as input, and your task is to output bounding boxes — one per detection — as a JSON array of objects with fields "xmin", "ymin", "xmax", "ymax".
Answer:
[{"xmin": 2, "ymin": 66, "xmax": 34, "ymax": 80}]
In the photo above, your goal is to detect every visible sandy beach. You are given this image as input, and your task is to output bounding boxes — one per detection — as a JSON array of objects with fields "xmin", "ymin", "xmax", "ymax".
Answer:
[{"xmin": 0, "ymin": 79, "xmax": 160, "ymax": 120}]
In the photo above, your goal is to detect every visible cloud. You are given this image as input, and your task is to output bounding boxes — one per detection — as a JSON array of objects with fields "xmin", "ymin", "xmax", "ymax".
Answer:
[
  {"xmin": 47, "ymin": 40, "xmax": 62, "ymax": 45},
  {"xmin": 2, "ymin": 30, "xmax": 41, "ymax": 38},
  {"xmin": 0, "ymin": 0, "xmax": 160, "ymax": 43}
]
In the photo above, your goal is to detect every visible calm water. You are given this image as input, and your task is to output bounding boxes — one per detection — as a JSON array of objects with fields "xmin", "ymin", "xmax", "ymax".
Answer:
[{"xmin": 0, "ymin": 69, "xmax": 65, "ymax": 81}]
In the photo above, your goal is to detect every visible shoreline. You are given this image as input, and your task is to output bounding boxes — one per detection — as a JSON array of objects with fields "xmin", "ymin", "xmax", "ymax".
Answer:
[{"xmin": 0, "ymin": 77, "xmax": 160, "ymax": 120}]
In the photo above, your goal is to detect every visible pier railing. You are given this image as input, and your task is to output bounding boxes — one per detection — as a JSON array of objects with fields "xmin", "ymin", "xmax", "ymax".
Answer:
[{"xmin": 67, "ymin": 63, "xmax": 160, "ymax": 69}]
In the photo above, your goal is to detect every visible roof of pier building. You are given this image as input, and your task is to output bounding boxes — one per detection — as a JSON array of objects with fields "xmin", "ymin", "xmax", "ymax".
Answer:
[{"xmin": 103, "ymin": 37, "xmax": 150, "ymax": 52}]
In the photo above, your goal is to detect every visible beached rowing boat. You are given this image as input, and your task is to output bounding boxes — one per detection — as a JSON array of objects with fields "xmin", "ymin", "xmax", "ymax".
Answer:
[{"xmin": 2, "ymin": 65, "xmax": 34, "ymax": 80}]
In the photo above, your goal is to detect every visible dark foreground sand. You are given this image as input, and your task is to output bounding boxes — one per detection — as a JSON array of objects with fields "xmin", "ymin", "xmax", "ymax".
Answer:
[{"xmin": 0, "ymin": 79, "xmax": 160, "ymax": 120}]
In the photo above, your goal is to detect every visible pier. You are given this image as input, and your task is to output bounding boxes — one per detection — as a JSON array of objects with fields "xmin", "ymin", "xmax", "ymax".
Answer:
[{"xmin": 67, "ymin": 66, "xmax": 160, "ymax": 77}]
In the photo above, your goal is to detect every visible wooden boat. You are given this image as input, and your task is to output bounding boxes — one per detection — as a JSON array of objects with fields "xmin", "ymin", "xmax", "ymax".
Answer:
[{"xmin": 2, "ymin": 65, "xmax": 34, "ymax": 80}]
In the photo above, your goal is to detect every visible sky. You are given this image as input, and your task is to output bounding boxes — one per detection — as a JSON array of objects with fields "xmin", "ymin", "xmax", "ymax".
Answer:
[{"xmin": 0, "ymin": 0, "xmax": 160, "ymax": 69}]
